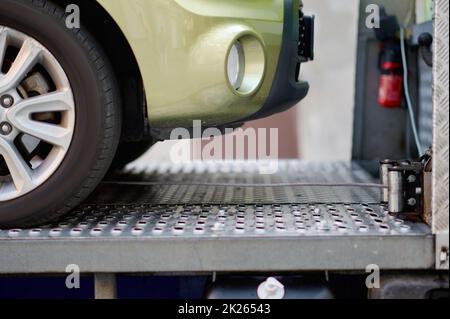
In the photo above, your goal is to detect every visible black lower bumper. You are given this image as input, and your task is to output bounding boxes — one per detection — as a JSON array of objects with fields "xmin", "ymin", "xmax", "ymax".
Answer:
[{"xmin": 240, "ymin": 0, "xmax": 314, "ymax": 122}]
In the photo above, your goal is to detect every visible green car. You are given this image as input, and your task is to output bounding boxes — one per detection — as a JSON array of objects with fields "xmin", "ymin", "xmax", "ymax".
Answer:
[{"xmin": 0, "ymin": 0, "xmax": 313, "ymax": 226}]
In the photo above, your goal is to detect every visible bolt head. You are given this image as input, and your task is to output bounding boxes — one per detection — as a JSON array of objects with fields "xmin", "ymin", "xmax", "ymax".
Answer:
[
  {"xmin": 407, "ymin": 175, "xmax": 417, "ymax": 183},
  {"xmin": 407, "ymin": 198, "xmax": 417, "ymax": 206},
  {"xmin": 0, "ymin": 95, "xmax": 14, "ymax": 108},
  {"xmin": 0, "ymin": 122, "xmax": 13, "ymax": 135}
]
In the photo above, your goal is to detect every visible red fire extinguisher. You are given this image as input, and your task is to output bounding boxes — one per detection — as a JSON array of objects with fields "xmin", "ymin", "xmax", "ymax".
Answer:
[{"xmin": 378, "ymin": 43, "xmax": 404, "ymax": 108}]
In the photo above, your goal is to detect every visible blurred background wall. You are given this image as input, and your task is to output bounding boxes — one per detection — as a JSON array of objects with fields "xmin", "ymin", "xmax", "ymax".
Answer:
[
  {"xmin": 298, "ymin": 0, "xmax": 359, "ymax": 161},
  {"xmin": 143, "ymin": 0, "xmax": 360, "ymax": 162}
]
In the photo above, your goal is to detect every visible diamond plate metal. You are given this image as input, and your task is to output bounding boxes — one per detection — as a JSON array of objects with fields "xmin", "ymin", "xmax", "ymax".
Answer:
[
  {"xmin": 432, "ymin": 0, "xmax": 449, "ymax": 270},
  {"xmin": 91, "ymin": 161, "xmax": 380, "ymax": 205}
]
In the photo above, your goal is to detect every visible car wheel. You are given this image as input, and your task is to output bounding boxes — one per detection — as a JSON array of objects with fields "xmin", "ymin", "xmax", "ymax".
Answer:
[{"xmin": 0, "ymin": 0, "xmax": 122, "ymax": 227}]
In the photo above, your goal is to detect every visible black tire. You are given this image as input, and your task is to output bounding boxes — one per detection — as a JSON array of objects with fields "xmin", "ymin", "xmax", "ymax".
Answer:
[
  {"xmin": 110, "ymin": 139, "xmax": 154, "ymax": 171},
  {"xmin": 0, "ymin": 0, "xmax": 122, "ymax": 227}
]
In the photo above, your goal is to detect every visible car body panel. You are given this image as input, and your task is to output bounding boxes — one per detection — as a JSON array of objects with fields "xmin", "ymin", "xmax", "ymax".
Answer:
[{"xmin": 97, "ymin": 0, "xmax": 287, "ymax": 129}]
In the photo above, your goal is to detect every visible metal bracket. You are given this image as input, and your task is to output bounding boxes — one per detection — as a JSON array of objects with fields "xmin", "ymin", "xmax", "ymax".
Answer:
[
  {"xmin": 94, "ymin": 273, "xmax": 117, "ymax": 299},
  {"xmin": 298, "ymin": 12, "xmax": 315, "ymax": 62},
  {"xmin": 385, "ymin": 161, "xmax": 425, "ymax": 215},
  {"xmin": 436, "ymin": 231, "xmax": 449, "ymax": 270}
]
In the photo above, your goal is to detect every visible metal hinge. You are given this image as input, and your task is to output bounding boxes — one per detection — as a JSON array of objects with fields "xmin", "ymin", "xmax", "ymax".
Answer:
[{"xmin": 379, "ymin": 150, "xmax": 432, "ymax": 215}]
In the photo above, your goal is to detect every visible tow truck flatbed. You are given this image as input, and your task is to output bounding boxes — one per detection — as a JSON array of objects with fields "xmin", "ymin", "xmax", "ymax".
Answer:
[{"xmin": 0, "ymin": 161, "xmax": 433, "ymax": 275}]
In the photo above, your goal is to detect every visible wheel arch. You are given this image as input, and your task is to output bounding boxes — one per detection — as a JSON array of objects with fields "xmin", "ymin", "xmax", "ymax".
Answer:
[{"xmin": 52, "ymin": 0, "xmax": 148, "ymax": 142}]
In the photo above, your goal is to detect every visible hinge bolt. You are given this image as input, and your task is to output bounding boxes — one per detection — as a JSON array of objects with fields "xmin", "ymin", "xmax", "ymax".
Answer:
[{"xmin": 407, "ymin": 175, "xmax": 417, "ymax": 183}]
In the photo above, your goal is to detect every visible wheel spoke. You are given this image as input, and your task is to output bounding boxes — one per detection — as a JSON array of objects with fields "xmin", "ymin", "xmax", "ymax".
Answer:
[
  {"xmin": 0, "ymin": 139, "xmax": 33, "ymax": 192},
  {"xmin": 11, "ymin": 90, "xmax": 73, "ymax": 114},
  {"xmin": 8, "ymin": 118, "xmax": 72, "ymax": 151},
  {"xmin": 0, "ymin": 38, "xmax": 42, "ymax": 92},
  {"xmin": 0, "ymin": 29, "xmax": 7, "ymax": 74},
  {"xmin": 6, "ymin": 90, "xmax": 74, "ymax": 150}
]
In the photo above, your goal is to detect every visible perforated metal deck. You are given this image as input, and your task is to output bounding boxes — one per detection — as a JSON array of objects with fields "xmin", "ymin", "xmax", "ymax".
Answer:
[
  {"xmin": 91, "ymin": 161, "xmax": 380, "ymax": 205},
  {"xmin": 0, "ymin": 161, "xmax": 434, "ymax": 274}
]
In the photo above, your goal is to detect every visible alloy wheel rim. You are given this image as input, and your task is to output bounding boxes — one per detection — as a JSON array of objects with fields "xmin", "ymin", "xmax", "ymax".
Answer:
[{"xmin": 0, "ymin": 26, "xmax": 75, "ymax": 201}]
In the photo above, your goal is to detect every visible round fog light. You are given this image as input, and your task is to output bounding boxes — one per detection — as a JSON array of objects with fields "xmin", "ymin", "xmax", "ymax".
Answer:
[
  {"xmin": 227, "ymin": 42, "xmax": 245, "ymax": 90},
  {"xmin": 226, "ymin": 35, "xmax": 265, "ymax": 96}
]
